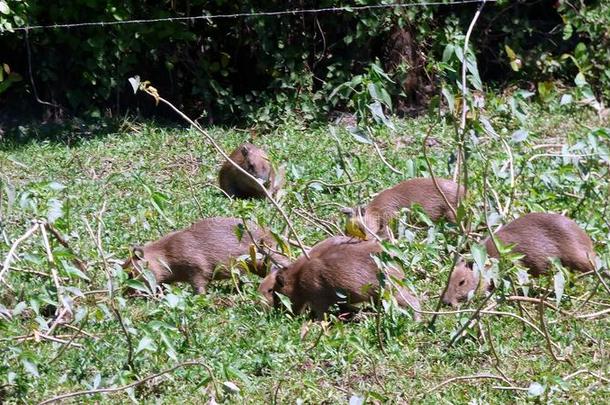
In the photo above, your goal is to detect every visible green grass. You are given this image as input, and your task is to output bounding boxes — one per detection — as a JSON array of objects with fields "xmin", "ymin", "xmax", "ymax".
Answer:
[{"xmin": 0, "ymin": 104, "xmax": 609, "ymax": 404}]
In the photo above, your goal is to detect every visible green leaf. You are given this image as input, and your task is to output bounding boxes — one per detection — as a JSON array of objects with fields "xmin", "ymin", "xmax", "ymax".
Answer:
[
  {"xmin": 128, "ymin": 76, "xmax": 140, "ymax": 94},
  {"xmin": 349, "ymin": 395, "xmax": 365, "ymax": 405},
  {"xmin": 160, "ymin": 332, "xmax": 178, "ymax": 360},
  {"xmin": 442, "ymin": 44, "xmax": 454, "ymax": 63},
  {"xmin": 62, "ymin": 261, "xmax": 91, "ymax": 281},
  {"xmin": 48, "ymin": 181, "xmax": 66, "ymax": 191},
  {"xmin": 528, "ymin": 382, "xmax": 544, "ymax": 397},
  {"xmin": 441, "ymin": 86, "xmax": 455, "ymax": 114},
  {"xmin": 165, "ymin": 293, "xmax": 180, "ymax": 308},
  {"xmin": 562, "ymin": 23, "xmax": 573, "ymax": 40},
  {"xmin": 511, "ymin": 129, "xmax": 528, "ymax": 143},
  {"xmin": 22, "ymin": 359, "xmax": 39, "ymax": 378},
  {"xmin": 47, "ymin": 198, "xmax": 63, "ymax": 223},
  {"xmin": 0, "ymin": 1, "xmax": 10, "ymax": 15},
  {"xmin": 135, "ymin": 336, "xmax": 157, "ymax": 354},
  {"xmin": 471, "ymin": 244, "xmax": 487, "ymax": 271},
  {"xmin": 553, "ymin": 265, "xmax": 565, "ymax": 307},
  {"xmin": 574, "ymin": 72, "xmax": 587, "ymax": 88},
  {"xmin": 222, "ymin": 381, "xmax": 240, "ymax": 394},
  {"xmin": 560, "ymin": 94, "xmax": 573, "ymax": 106},
  {"xmin": 504, "ymin": 45, "xmax": 517, "ymax": 60},
  {"xmin": 275, "ymin": 292, "xmax": 293, "ymax": 314},
  {"xmin": 125, "ymin": 279, "xmax": 151, "ymax": 294},
  {"xmin": 348, "ymin": 127, "xmax": 372, "ymax": 144}
]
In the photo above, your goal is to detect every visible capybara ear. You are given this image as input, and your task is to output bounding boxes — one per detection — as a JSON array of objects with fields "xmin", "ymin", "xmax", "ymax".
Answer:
[
  {"xmin": 241, "ymin": 145, "xmax": 250, "ymax": 157},
  {"xmin": 132, "ymin": 245, "xmax": 145, "ymax": 260}
]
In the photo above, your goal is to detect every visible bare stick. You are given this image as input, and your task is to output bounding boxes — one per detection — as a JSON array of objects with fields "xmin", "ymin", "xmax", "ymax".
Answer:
[
  {"xmin": 422, "ymin": 123, "xmax": 461, "ymax": 227},
  {"xmin": 590, "ymin": 257, "xmax": 610, "ymax": 296},
  {"xmin": 453, "ymin": 0, "xmax": 487, "ymax": 192},
  {"xmin": 563, "ymin": 369, "xmax": 610, "ymax": 384},
  {"xmin": 485, "ymin": 320, "xmax": 511, "ymax": 383},
  {"xmin": 84, "ymin": 212, "xmax": 135, "ymax": 372},
  {"xmin": 506, "ymin": 296, "xmax": 572, "ymax": 317},
  {"xmin": 40, "ymin": 222, "xmax": 64, "ymax": 308},
  {"xmin": 37, "ymin": 360, "xmax": 214, "ymax": 405},
  {"xmin": 0, "ymin": 222, "xmax": 39, "ymax": 283},
  {"xmin": 538, "ymin": 293, "xmax": 571, "ymax": 364},
  {"xmin": 368, "ymin": 128, "xmax": 403, "ymax": 175},
  {"xmin": 426, "ymin": 373, "xmax": 507, "ymax": 394},
  {"xmin": 575, "ymin": 307, "xmax": 610, "ymax": 320},
  {"xmin": 49, "ymin": 314, "xmax": 90, "ymax": 364},
  {"xmin": 140, "ymin": 86, "xmax": 310, "ymax": 259},
  {"xmin": 448, "ymin": 292, "xmax": 496, "ymax": 347},
  {"xmin": 45, "ymin": 223, "xmax": 88, "ymax": 272}
]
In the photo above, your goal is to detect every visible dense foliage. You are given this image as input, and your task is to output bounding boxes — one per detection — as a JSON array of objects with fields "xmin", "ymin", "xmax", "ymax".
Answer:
[{"xmin": 0, "ymin": 0, "xmax": 609, "ymax": 124}]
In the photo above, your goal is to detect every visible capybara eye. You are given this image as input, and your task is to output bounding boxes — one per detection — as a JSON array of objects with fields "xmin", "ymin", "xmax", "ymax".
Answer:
[{"xmin": 459, "ymin": 279, "xmax": 466, "ymax": 286}]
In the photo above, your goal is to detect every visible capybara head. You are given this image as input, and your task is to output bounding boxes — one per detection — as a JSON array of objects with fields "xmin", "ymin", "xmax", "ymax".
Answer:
[
  {"xmin": 258, "ymin": 268, "xmax": 283, "ymax": 307},
  {"xmin": 241, "ymin": 144, "xmax": 272, "ymax": 185},
  {"xmin": 442, "ymin": 260, "xmax": 479, "ymax": 307},
  {"xmin": 121, "ymin": 245, "xmax": 146, "ymax": 278}
]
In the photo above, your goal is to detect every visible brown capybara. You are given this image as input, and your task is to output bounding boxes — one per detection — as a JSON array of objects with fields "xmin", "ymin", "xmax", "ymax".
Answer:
[
  {"xmin": 122, "ymin": 217, "xmax": 281, "ymax": 294},
  {"xmin": 341, "ymin": 177, "xmax": 464, "ymax": 238},
  {"xmin": 442, "ymin": 213, "xmax": 596, "ymax": 307},
  {"xmin": 218, "ymin": 143, "xmax": 276, "ymax": 199},
  {"xmin": 258, "ymin": 236, "xmax": 421, "ymax": 320}
]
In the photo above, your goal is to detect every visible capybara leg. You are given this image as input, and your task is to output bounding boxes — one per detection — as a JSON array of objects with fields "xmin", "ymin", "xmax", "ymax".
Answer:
[
  {"xmin": 189, "ymin": 274, "xmax": 210, "ymax": 295},
  {"xmin": 310, "ymin": 299, "xmax": 334, "ymax": 321}
]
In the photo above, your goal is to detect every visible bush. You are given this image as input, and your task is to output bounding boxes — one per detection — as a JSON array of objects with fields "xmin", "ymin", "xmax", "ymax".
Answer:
[{"xmin": 0, "ymin": 0, "xmax": 608, "ymax": 125}]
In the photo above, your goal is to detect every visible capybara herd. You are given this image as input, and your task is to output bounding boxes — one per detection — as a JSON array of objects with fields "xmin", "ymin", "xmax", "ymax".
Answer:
[{"xmin": 124, "ymin": 142, "xmax": 598, "ymax": 320}]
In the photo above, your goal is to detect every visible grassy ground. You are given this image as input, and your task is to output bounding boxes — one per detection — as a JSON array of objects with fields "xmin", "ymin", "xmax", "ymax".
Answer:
[{"xmin": 0, "ymin": 104, "xmax": 609, "ymax": 403}]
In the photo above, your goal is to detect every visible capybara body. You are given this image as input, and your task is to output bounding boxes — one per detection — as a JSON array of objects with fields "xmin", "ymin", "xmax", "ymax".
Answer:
[
  {"xmin": 442, "ymin": 213, "xmax": 595, "ymax": 306},
  {"xmin": 259, "ymin": 236, "xmax": 421, "ymax": 320},
  {"xmin": 342, "ymin": 177, "xmax": 464, "ymax": 238},
  {"xmin": 218, "ymin": 143, "xmax": 275, "ymax": 199},
  {"xmin": 123, "ymin": 217, "xmax": 275, "ymax": 294}
]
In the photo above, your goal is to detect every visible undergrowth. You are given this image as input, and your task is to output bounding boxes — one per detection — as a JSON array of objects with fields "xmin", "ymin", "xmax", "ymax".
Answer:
[{"xmin": 0, "ymin": 100, "xmax": 609, "ymax": 403}]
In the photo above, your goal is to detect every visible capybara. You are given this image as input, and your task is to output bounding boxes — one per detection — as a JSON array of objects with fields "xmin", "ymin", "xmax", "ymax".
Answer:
[
  {"xmin": 122, "ymin": 217, "xmax": 281, "ymax": 294},
  {"xmin": 442, "ymin": 213, "xmax": 595, "ymax": 306},
  {"xmin": 341, "ymin": 177, "xmax": 464, "ymax": 238},
  {"xmin": 218, "ymin": 143, "xmax": 276, "ymax": 199},
  {"xmin": 259, "ymin": 236, "xmax": 421, "ymax": 320}
]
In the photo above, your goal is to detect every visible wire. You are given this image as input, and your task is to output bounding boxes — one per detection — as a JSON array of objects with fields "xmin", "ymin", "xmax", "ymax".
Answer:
[{"xmin": 10, "ymin": 1, "xmax": 495, "ymax": 32}]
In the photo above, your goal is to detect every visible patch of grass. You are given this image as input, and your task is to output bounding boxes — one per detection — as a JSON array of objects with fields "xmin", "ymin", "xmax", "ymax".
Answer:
[{"xmin": 0, "ymin": 102, "xmax": 609, "ymax": 403}]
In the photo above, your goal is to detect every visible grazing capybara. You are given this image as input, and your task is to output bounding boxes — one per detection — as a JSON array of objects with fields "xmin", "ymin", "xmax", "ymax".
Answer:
[
  {"xmin": 122, "ymin": 217, "xmax": 281, "ymax": 294},
  {"xmin": 259, "ymin": 236, "xmax": 421, "ymax": 320},
  {"xmin": 341, "ymin": 177, "xmax": 464, "ymax": 238},
  {"xmin": 218, "ymin": 143, "xmax": 276, "ymax": 199},
  {"xmin": 442, "ymin": 213, "xmax": 596, "ymax": 306}
]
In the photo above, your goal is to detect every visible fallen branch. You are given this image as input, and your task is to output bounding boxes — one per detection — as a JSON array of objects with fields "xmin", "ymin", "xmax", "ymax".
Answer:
[
  {"xmin": 37, "ymin": 360, "xmax": 214, "ymax": 405},
  {"xmin": 426, "ymin": 373, "xmax": 508, "ymax": 394},
  {"xmin": 0, "ymin": 221, "xmax": 39, "ymax": 284},
  {"xmin": 575, "ymin": 307, "xmax": 610, "ymax": 320},
  {"xmin": 45, "ymin": 223, "xmax": 88, "ymax": 272}
]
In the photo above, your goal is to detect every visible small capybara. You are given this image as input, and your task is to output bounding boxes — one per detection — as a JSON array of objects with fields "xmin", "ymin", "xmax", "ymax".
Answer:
[
  {"xmin": 218, "ymin": 143, "xmax": 276, "ymax": 199},
  {"xmin": 341, "ymin": 177, "xmax": 464, "ymax": 238},
  {"xmin": 259, "ymin": 236, "xmax": 421, "ymax": 320},
  {"xmin": 122, "ymin": 217, "xmax": 281, "ymax": 294},
  {"xmin": 442, "ymin": 212, "xmax": 596, "ymax": 306}
]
